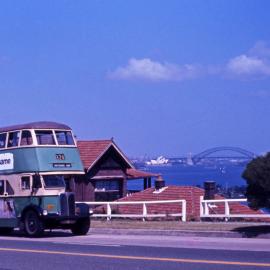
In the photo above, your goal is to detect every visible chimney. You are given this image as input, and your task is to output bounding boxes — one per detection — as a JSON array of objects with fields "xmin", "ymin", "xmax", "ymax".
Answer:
[
  {"xmin": 204, "ymin": 181, "xmax": 216, "ymax": 200},
  {"xmin": 155, "ymin": 175, "xmax": 165, "ymax": 190}
]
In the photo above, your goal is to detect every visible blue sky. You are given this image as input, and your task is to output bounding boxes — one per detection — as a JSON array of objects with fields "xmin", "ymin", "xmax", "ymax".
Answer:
[{"xmin": 0, "ymin": 0, "xmax": 270, "ymax": 157}]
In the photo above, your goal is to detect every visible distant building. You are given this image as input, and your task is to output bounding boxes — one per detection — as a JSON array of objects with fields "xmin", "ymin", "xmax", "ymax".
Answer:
[{"xmin": 74, "ymin": 139, "xmax": 157, "ymax": 202}]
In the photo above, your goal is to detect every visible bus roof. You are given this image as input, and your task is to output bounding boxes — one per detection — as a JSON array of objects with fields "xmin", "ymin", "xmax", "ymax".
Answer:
[{"xmin": 0, "ymin": 121, "xmax": 72, "ymax": 133}]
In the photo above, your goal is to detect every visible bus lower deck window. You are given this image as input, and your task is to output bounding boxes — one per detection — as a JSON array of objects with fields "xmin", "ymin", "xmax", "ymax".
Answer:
[
  {"xmin": 0, "ymin": 180, "xmax": 4, "ymax": 195},
  {"xmin": 6, "ymin": 181, "xmax": 14, "ymax": 195},
  {"xmin": 43, "ymin": 175, "xmax": 65, "ymax": 188},
  {"xmin": 21, "ymin": 177, "xmax": 30, "ymax": 190}
]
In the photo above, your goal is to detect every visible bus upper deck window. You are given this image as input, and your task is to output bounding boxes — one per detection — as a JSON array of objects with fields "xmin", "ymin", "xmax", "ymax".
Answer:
[
  {"xmin": 55, "ymin": 131, "xmax": 75, "ymax": 145},
  {"xmin": 20, "ymin": 130, "xmax": 33, "ymax": 146},
  {"xmin": 7, "ymin": 131, "xmax": 20, "ymax": 148},
  {"xmin": 35, "ymin": 130, "xmax": 56, "ymax": 145},
  {"xmin": 0, "ymin": 133, "xmax": 6, "ymax": 148}
]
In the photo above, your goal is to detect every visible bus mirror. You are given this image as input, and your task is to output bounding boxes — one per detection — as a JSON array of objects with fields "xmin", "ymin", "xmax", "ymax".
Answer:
[{"xmin": 32, "ymin": 174, "xmax": 42, "ymax": 189}]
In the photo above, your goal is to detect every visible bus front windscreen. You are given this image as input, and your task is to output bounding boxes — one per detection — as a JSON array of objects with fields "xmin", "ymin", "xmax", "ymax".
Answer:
[{"xmin": 43, "ymin": 175, "xmax": 65, "ymax": 188}]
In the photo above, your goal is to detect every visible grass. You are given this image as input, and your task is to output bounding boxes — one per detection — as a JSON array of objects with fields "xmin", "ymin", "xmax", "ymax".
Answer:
[{"xmin": 91, "ymin": 219, "xmax": 270, "ymax": 232}]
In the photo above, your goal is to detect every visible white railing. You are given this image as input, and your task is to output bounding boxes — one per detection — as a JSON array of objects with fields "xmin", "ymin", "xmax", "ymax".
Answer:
[
  {"xmin": 200, "ymin": 196, "xmax": 270, "ymax": 219},
  {"xmin": 78, "ymin": 200, "xmax": 186, "ymax": 222}
]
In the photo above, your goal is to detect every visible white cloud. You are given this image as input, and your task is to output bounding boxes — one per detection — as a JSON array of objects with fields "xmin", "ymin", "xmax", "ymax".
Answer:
[
  {"xmin": 249, "ymin": 41, "xmax": 270, "ymax": 58},
  {"xmin": 226, "ymin": 41, "xmax": 270, "ymax": 77},
  {"xmin": 226, "ymin": 54, "xmax": 270, "ymax": 76},
  {"xmin": 108, "ymin": 41, "xmax": 270, "ymax": 83},
  {"xmin": 108, "ymin": 58, "xmax": 202, "ymax": 82}
]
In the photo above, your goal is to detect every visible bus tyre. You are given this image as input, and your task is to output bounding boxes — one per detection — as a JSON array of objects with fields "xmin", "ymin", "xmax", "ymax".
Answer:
[
  {"xmin": 24, "ymin": 210, "xmax": 44, "ymax": 237},
  {"xmin": 71, "ymin": 217, "xmax": 90, "ymax": 235}
]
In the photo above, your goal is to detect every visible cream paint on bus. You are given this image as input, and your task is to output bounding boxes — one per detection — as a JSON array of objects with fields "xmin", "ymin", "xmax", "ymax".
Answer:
[
  {"xmin": 0, "ymin": 174, "xmax": 66, "ymax": 198},
  {"xmin": 0, "ymin": 173, "xmax": 66, "ymax": 219}
]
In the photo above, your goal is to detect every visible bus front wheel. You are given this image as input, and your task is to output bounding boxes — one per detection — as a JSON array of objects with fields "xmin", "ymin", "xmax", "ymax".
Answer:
[
  {"xmin": 71, "ymin": 217, "xmax": 90, "ymax": 235},
  {"xmin": 24, "ymin": 210, "xmax": 44, "ymax": 237}
]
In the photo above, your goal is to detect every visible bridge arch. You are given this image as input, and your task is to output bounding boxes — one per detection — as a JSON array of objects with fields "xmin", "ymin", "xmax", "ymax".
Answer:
[{"xmin": 192, "ymin": 146, "xmax": 257, "ymax": 164}]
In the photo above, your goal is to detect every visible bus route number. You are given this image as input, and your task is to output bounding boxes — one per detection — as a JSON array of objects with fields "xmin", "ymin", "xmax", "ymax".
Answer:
[{"xmin": 56, "ymin": 154, "xmax": 65, "ymax": 160}]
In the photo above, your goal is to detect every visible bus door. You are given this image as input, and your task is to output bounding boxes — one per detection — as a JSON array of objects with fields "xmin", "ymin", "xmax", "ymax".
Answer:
[{"xmin": 0, "ymin": 180, "xmax": 15, "ymax": 219}]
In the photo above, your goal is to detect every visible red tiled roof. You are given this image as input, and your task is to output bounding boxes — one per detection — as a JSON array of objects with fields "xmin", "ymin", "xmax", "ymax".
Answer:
[
  {"xmin": 96, "ymin": 186, "xmax": 262, "ymax": 221},
  {"xmin": 126, "ymin": 168, "xmax": 159, "ymax": 179},
  {"xmin": 77, "ymin": 140, "xmax": 112, "ymax": 169}
]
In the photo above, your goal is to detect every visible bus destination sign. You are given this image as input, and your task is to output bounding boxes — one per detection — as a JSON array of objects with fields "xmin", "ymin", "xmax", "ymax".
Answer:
[{"xmin": 0, "ymin": 153, "xmax": 14, "ymax": 170}]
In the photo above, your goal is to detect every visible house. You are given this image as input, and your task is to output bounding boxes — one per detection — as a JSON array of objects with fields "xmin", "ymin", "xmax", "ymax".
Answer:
[{"xmin": 74, "ymin": 139, "xmax": 157, "ymax": 202}]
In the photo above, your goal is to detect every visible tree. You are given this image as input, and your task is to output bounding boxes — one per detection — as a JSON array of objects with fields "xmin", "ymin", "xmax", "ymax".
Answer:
[{"xmin": 242, "ymin": 153, "xmax": 270, "ymax": 210}]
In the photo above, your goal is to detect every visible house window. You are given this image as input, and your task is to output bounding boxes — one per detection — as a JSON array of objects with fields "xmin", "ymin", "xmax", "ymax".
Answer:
[{"xmin": 95, "ymin": 180, "xmax": 120, "ymax": 191}]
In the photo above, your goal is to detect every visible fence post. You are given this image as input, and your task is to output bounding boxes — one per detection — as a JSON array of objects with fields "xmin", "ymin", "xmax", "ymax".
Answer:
[
  {"xmin": 200, "ymin": 196, "xmax": 204, "ymax": 218},
  {"xmin": 142, "ymin": 203, "xmax": 147, "ymax": 222},
  {"xmin": 181, "ymin": 200, "xmax": 186, "ymax": 222},
  {"xmin": 205, "ymin": 201, "xmax": 209, "ymax": 216},
  {"xmin": 225, "ymin": 201, "xmax": 230, "ymax": 221},
  {"xmin": 107, "ymin": 203, "xmax": 111, "ymax": 221}
]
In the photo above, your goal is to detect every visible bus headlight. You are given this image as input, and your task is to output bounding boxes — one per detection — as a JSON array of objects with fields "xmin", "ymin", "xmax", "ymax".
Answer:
[{"xmin": 43, "ymin": 210, "xmax": 48, "ymax": 216}]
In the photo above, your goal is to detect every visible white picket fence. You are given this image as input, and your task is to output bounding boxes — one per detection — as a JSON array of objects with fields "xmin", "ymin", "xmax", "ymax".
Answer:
[
  {"xmin": 200, "ymin": 196, "xmax": 270, "ymax": 219},
  {"xmin": 79, "ymin": 197, "xmax": 270, "ymax": 222},
  {"xmin": 79, "ymin": 199, "xmax": 187, "ymax": 222}
]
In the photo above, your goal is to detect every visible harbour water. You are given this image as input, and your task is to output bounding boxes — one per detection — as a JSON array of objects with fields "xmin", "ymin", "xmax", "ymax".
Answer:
[{"xmin": 127, "ymin": 164, "xmax": 247, "ymax": 190}]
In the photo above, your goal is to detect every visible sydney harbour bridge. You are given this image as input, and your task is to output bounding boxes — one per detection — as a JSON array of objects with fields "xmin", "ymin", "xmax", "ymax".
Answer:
[{"xmin": 168, "ymin": 146, "xmax": 257, "ymax": 165}]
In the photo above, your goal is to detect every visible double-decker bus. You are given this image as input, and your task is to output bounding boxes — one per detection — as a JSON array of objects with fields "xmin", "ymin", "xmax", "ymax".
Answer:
[{"xmin": 0, "ymin": 121, "xmax": 90, "ymax": 236}]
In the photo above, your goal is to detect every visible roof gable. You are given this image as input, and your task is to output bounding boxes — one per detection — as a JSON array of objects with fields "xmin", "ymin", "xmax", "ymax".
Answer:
[{"xmin": 77, "ymin": 140, "xmax": 134, "ymax": 171}]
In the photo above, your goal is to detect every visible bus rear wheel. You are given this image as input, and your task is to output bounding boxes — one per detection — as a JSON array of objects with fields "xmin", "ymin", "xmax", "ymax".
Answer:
[
  {"xmin": 24, "ymin": 210, "xmax": 44, "ymax": 237},
  {"xmin": 71, "ymin": 217, "xmax": 90, "ymax": 235}
]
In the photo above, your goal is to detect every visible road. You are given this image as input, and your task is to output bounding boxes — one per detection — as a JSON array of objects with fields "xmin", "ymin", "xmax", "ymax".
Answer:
[{"xmin": 0, "ymin": 230, "xmax": 269, "ymax": 270}]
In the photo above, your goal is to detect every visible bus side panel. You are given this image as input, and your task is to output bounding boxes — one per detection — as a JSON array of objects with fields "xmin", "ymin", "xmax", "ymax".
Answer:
[
  {"xmin": 13, "ymin": 197, "xmax": 39, "ymax": 216},
  {"xmin": 35, "ymin": 147, "xmax": 83, "ymax": 172},
  {"xmin": 0, "ymin": 147, "xmax": 83, "ymax": 174},
  {"xmin": 0, "ymin": 198, "xmax": 18, "ymax": 227}
]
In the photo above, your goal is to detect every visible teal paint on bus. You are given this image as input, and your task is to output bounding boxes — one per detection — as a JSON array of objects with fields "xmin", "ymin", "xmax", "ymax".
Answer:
[
  {"xmin": 42, "ymin": 196, "xmax": 59, "ymax": 214},
  {"xmin": 13, "ymin": 197, "xmax": 40, "ymax": 216},
  {"xmin": 0, "ymin": 147, "xmax": 83, "ymax": 174},
  {"xmin": 12, "ymin": 196, "xmax": 60, "ymax": 216},
  {"xmin": 0, "ymin": 218, "xmax": 18, "ymax": 227}
]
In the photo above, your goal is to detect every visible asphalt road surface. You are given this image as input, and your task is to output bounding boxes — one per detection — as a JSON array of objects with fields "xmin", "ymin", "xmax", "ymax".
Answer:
[{"xmin": 0, "ymin": 230, "xmax": 269, "ymax": 270}]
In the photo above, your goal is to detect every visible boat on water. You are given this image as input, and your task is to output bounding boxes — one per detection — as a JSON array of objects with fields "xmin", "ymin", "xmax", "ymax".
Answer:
[{"xmin": 145, "ymin": 156, "xmax": 169, "ymax": 166}]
